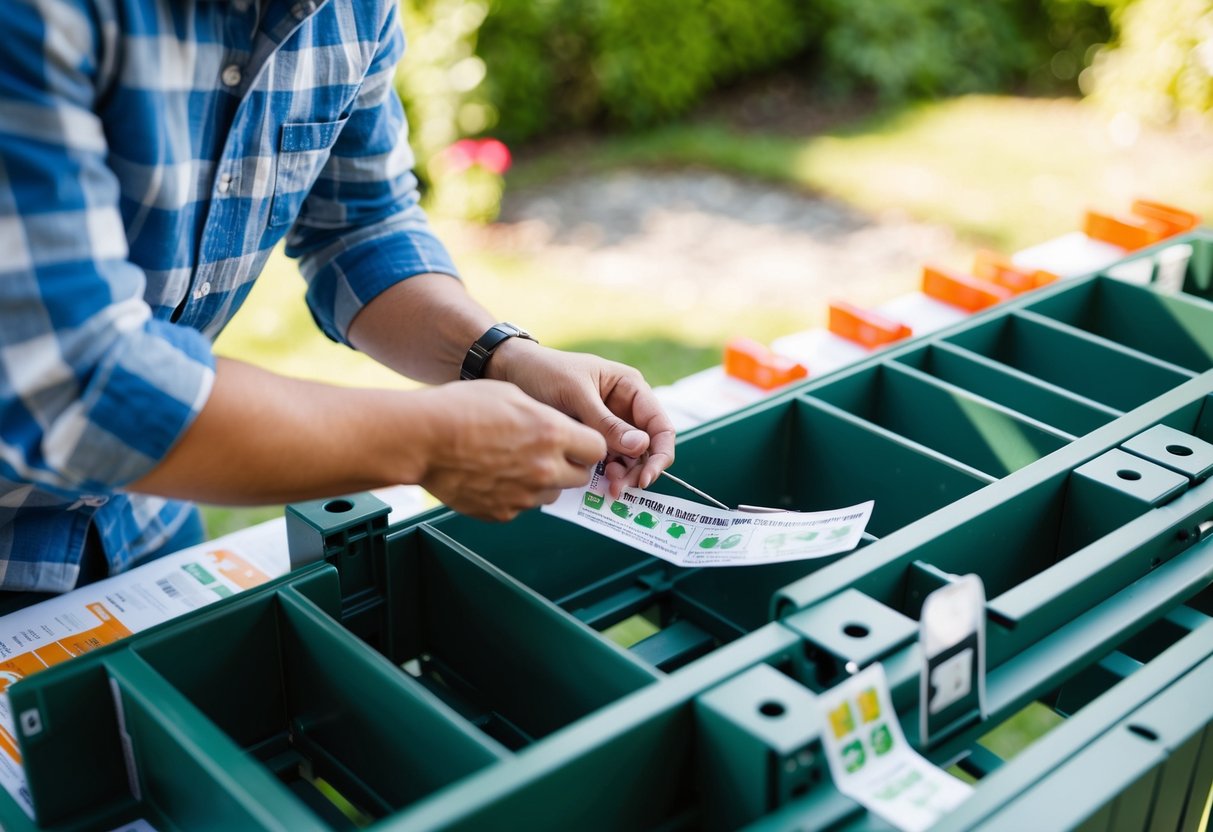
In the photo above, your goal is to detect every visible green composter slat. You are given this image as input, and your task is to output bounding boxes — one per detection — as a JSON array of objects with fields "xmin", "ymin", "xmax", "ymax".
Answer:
[{"xmin": 7, "ymin": 231, "xmax": 1213, "ymax": 831}]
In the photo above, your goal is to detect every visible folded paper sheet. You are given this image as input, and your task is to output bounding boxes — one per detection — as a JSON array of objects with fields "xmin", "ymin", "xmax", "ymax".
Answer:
[{"xmin": 543, "ymin": 464, "xmax": 872, "ymax": 567}]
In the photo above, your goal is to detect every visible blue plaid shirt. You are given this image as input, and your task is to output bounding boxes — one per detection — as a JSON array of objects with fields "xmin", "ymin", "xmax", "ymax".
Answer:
[{"xmin": 0, "ymin": 0, "xmax": 458, "ymax": 592}]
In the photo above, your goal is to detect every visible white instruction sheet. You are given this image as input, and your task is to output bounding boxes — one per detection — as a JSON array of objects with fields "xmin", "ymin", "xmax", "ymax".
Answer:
[
  {"xmin": 543, "ymin": 465, "xmax": 872, "ymax": 567},
  {"xmin": 819, "ymin": 664, "xmax": 972, "ymax": 832}
]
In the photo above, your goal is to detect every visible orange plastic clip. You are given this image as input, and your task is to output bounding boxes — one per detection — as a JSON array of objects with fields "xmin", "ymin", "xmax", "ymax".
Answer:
[
  {"xmin": 971, "ymin": 250, "xmax": 1058, "ymax": 294},
  {"xmin": 828, "ymin": 302, "xmax": 912, "ymax": 349},
  {"xmin": 1130, "ymin": 200, "xmax": 1201, "ymax": 237},
  {"xmin": 1083, "ymin": 210, "xmax": 1169, "ymax": 251},
  {"xmin": 724, "ymin": 338, "xmax": 808, "ymax": 391},
  {"xmin": 922, "ymin": 265, "xmax": 1012, "ymax": 312}
]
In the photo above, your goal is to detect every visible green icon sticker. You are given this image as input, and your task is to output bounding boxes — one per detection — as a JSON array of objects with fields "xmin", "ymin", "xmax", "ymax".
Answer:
[
  {"xmin": 667, "ymin": 523, "xmax": 687, "ymax": 539},
  {"xmin": 720, "ymin": 533, "xmax": 743, "ymax": 549},
  {"xmin": 842, "ymin": 739, "xmax": 866, "ymax": 773},
  {"xmin": 871, "ymin": 722, "xmax": 894, "ymax": 756},
  {"xmin": 583, "ymin": 492, "xmax": 604, "ymax": 510},
  {"xmin": 699, "ymin": 536, "xmax": 719, "ymax": 549},
  {"xmin": 634, "ymin": 512, "xmax": 659, "ymax": 529},
  {"xmin": 610, "ymin": 501, "xmax": 631, "ymax": 519}
]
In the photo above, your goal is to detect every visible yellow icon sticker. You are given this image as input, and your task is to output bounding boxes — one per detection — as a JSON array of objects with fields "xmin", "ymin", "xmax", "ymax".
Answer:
[
  {"xmin": 829, "ymin": 701, "xmax": 856, "ymax": 739},
  {"xmin": 858, "ymin": 687, "xmax": 882, "ymax": 723}
]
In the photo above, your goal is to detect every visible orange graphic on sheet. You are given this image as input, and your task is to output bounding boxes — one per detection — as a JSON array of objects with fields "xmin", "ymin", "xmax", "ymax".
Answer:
[
  {"xmin": 0, "ymin": 602, "xmax": 133, "ymax": 694},
  {"xmin": 209, "ymin": 549, "xmax": 271, "ymax": 590}
]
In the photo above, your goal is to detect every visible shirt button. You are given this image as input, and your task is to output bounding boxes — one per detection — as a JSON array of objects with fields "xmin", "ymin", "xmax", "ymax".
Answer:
[
  {"xmin": 221, "ymin": 64, "xmax": 243, "ymax": 87},
  {"xmin": 291, "ymin": 2, "xmax": 312, "ymax": 20},
  {"xmin": 195, "ymin": 282, "xmax": 211, "ymax": 299},
  {"xmin": 216, "ymin": 173, "xmax": 233, "ymax": 195}
]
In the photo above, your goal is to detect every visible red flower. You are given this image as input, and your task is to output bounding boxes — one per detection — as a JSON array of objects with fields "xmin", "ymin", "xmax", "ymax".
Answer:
[{"xmin": 474, "ymin": 138, "xmax": 511, "ymax": 174}]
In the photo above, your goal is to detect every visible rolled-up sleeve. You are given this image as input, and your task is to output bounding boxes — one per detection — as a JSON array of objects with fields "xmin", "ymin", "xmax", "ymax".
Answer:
[
  {"xmin": 285, "ymin": 3, "xmax": 459, "ymax": 345},
  {"xmin": 0, "ymin": 0, "xmax": 215, "ymax": 498}
]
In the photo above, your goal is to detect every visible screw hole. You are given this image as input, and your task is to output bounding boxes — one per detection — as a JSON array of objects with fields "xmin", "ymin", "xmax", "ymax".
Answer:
[
  {"xmin": 1117, "ymin": 469, "xmax": 1142, "ymax": 481},
  {"xmin": 1166, "ymin": 444, "xmax": 1194, "ymax": 457},
  {"xmin": 759, "ymin": 701, "xmax": 786, "ymax": 718},
  {"xmin": 324, "ymin": 499, "xmax": 354, "ymax": 513},
  {"xmin": 843, "ymin": 623, "xmax": 870, "ymax": 639},
  {"xmin": 790, "ymin": 781, "xmax": 810, "ymax": 798},
  {"xmin": 1128, "ymin": 724, "xmax": 1159, "ymax": 742},
  {"xmin": 1151, "ymin": 556, "xmax": 1162, "ymax": 568}
]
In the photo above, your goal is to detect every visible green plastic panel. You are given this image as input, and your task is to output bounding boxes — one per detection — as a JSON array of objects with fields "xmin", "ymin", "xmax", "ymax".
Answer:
[{"xmin": 7, "ymin": 232, "xmax": 1213, "ymax": 831}]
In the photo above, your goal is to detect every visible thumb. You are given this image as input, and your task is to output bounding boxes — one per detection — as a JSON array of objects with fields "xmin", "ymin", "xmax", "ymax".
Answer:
[{"xmin": 584, "ymin": 400, "xmax": 649, "ymax": 458}]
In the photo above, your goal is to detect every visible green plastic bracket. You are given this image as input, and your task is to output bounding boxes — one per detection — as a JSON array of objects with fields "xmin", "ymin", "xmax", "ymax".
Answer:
[
  {"xmin": 285, "ymin": 492, "xmax": 391, "ymax": 604},
  {"xmin": 1122, "ymin": 424, "xmax": 1213, "ymax": 482},
  {"xmin": 783, "ymin": 589, "xmax": 918, "ymax": 685},
  {"xmin": 1058, "ymin": 448, "xmax": 1189, "ymax": 556},
  {"xmin": 695, "ymin": 664, "xmax": 825, "ymax": 831}
]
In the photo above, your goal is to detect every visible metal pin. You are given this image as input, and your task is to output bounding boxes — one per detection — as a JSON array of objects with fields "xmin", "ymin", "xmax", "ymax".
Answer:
[{"xmin": 659, "ymin": 470, "xmax": 730, "ymax": 510}]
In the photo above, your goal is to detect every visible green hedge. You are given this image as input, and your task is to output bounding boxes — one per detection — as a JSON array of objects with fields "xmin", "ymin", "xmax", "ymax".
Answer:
[
  {"xmin": 396, "ymin": 0, "xmax": 1171, "ymax": 219},
  {"xmin": 1088, "ymin": 0, "xmax": 1213, "ymax": 124}
]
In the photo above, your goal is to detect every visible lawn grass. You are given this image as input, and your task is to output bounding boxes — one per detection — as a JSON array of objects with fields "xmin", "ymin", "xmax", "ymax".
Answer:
[{"xmin": 513, "ymin": 95, "xmax": 1213, "ymax": 253}]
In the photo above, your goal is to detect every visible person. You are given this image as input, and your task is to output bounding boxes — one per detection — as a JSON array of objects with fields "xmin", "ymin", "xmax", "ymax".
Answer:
[{"xmin": 0, "ymin": 0, "xmax": 675, "ymax": 595}]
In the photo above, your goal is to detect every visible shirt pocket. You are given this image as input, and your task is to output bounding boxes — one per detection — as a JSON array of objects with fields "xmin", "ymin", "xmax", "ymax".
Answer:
[{"xmin": 268, "ymin": 117, "xmax": 349, "ymax": 229}]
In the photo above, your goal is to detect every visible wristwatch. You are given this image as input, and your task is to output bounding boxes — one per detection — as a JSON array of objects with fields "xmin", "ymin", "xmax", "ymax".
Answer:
[{"xmin": 460, "ymin": 322, "xmax": 538, "ymax": 380}]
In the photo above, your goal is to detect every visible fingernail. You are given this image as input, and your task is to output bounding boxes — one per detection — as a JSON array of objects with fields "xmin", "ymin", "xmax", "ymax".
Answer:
[
  {"xmin": 621, "ymin": 429, "xmax": 646, "ymax": 452},
  {"xmin": 639, "ymin": 472, "xmax": 653, "ymax": 489}
]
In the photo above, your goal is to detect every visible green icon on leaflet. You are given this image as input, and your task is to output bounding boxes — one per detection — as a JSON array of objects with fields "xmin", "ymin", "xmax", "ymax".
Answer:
[
  {"xmin": 583, "ymin": 493, "xmax": 604, "ymax": 510},
  {"xmin": 635, "ymin": 512, "xmax": 659, "ymax": 529},
  {"xmin": 828, "ymin": 525, "xmax": 851, "ymax": 540},
  {"xmin": 699, "ymin": 536, "xmax": 719, "ymax": 549},
  {"xmin": 842, "ymin": 739, "xmax": 866, "ymax": 773},
  {"xmin": 720, "ymin": 534, "xmax": 742, "ymax": 549},
  {"xmin": 667, "ymin": 523, "xmax": 687, "ymax": 539},
  {"xmin": 871, "ymin": 723, "xmax": 894, "ymax": 756},
  {"xmin": 610, "ymin": 501, "xmax": 631, "ymax": 518}
]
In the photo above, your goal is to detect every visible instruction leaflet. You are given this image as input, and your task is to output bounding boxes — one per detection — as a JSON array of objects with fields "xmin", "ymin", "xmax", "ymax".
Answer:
[
  {"xmin": 819, "ymin": 663, "xmax": 972, "ymax": 831},
  {"xmin": 543, "ymin": 463, "xmax": 872, "ymax": 567}
]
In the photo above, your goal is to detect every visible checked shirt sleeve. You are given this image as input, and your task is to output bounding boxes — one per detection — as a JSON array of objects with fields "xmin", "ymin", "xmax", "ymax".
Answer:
[
  {"xmin": 285, "ymin": 3, "xmax": 460, "ymax": 345},
  {"xmin": 0, "ymin": 1, "xmax": 215, "ymax": 499}
]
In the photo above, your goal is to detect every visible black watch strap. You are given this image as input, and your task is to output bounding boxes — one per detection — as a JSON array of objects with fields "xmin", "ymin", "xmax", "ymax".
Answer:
[{"xmin": 460, "ymin": 322, "xmax": 538, "ymax": 380}]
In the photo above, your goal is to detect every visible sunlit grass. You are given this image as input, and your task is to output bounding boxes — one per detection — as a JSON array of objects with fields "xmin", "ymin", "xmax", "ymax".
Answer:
[{"xmin": 514, "ymin": 95, "xmax": 1213, "ymax": 253}]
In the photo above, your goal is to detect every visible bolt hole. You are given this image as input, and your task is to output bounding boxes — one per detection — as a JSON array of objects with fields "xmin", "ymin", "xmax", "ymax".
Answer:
[
  {"xmin": 790, "ymin": 781, "xmax": 810, "ymax": 798},
  {"xmin": 1167, "ymin": 444, "xmax": 1194, "ymax": 457},
  {"xmin": 759, "ymin": 701, "xmax": 786, "ymax": 718},
  {"xmin": 1128, "ymin": 724, "xmax": 1159, "ymax": 742},
  {"xmin": 1117, "ymin": 469, "xmax": 1142, "ymax": 481},
  {"xmin": 843, "ymin": 623, "xmax": 870, "ymax": 639},
  {"xmin": 1177, "ymin": 529, "xmax": 1190, "ymax": 542},
  {"xmin": 324, "ymin": 499, "xmax": 354, "ymax": 513},
  {"xmin": 1151, "ymin": 557, "xmax": 1162, "ymax": 569}
]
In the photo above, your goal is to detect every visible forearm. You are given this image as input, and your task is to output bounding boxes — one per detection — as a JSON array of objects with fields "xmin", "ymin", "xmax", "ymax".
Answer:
[
  {"xmin": 347, "ymin": 273, "xmax": 498, "ymax": 384},
  {"xmin": 128, "ymin": 358, "xmax": 435, "ymax": 504}
]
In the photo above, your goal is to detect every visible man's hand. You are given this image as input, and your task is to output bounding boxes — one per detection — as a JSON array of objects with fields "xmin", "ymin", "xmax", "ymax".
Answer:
[
  {"xmin": 414, "ymin": 380, "xmax": 606, "ymax": 521},
  {"xmin": 486, "ymin": 339, "xmax": 676, "ymax": 497}
]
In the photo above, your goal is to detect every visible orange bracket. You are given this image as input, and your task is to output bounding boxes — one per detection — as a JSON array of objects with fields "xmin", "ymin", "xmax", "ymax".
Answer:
[
  {"xmin": 971, "ymin": 250, "xmax": 1058, "ymax": 294},
  {"xmin": 828, "ymin": 302, "xmax": 912, "ymax": 349},
  {"xmin": 1130, "ymin": 200, "xmax": 1201, "ymax": 237},
  {"xmin": 1084, "ymin": 210, "xmax": 1169, "ymax": 251},
  {"xmin": 922, "ymin": 265, "xmax": 1012, "ymax": 312},
  {"xmin": 724, "ymin": 337, "xmax": 808, "ymax": 391}
]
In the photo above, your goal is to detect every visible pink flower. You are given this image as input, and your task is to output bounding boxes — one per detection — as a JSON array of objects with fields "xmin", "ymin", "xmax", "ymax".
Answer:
[{"xmin": 475, "ymin": 138, "xmax": 511, "ymax": 174}]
